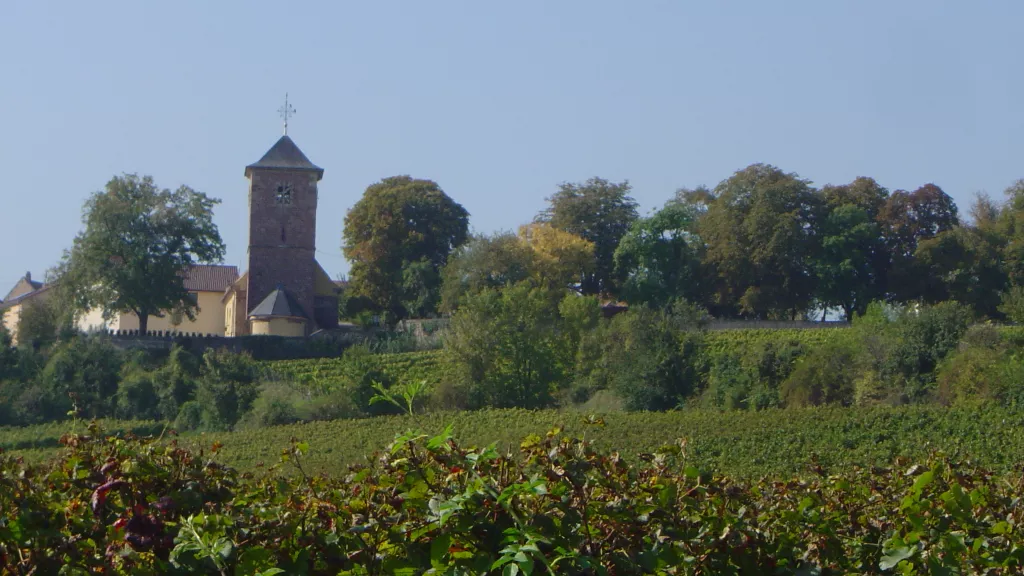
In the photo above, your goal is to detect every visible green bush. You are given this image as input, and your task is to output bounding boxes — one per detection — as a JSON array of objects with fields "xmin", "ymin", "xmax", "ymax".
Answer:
[
  {"xmin": 173, "ymin": 401, "xmax": 202, "ymax": 431},
  {"xmin": 781, "ymin": 340, "xmax": 858, "ymax": 407},
  {"xmin": 39, "ymin": 335, "xmax": 123, "ymax": 420},
  {"xmin": 587, "ymin": 302, "xmax": 706, "ymax": 411},
  {"xmin": 237, "ymin": 384, "xmax": 301, "ymax": 429},
  {"xmin": 194, "ymin": 349, "xmax": 260, "ymax": 431},
  {"xmin": 444, "ymin": 282, "xmax": 566, "ymax": 409},
  {"xmin": 113, "ymin": 370, "xmax": 159, "ymax": 420},
  {"xmin": 151, "ymin": 345, "xmax": 201, "ymax": 420},
  {"xmin": 937, "ymin": 325, "xmax": 1024, "ymax": 406}
]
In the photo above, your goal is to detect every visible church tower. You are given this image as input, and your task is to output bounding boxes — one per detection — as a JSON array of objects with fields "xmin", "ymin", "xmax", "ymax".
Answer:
[{"xmin": 243, "ymin": 134, "xmax": 324, "ymax": 335}]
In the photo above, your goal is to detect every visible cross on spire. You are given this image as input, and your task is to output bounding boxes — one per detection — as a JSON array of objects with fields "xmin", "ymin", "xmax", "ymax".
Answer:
[{"xmin": 278, "ymin": 93, "xmax": 296, "ymax": 135}]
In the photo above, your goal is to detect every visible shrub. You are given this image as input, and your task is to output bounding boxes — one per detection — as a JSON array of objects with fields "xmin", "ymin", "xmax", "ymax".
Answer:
[
  {"xmin": 39, "ymin": 335, "xmax": 122, "ymax": 419},
  {"xmin": 781, "ymin": 341, "xmax": 858, "ymax": 407},
  {"xmin": 114, "ymin": 370, "xmax": 160, "ymax": 420},
  {"xmin": 700, "ymin": 354, "xmax": 756, "ymax": 410},
  {"xmin": 173, "ymin": 400, "xmax": 203, "ymax": 431},
  {"xmin": 296, "ymin": 389, "xmax": 363, "ymax": 422},
  {"xmin": 237, "ymin": 384, "xmax": 301, "ymax": 429},
  {"xmin": 151, "ymin": 345, "xmax": 201, "ymax": 420},
  {"xmin": 194, "ymin": 349, "xmax": 260, "ymax": 431},
  {"xmin": 937, "ymin": 325, "xmax": 1024, "ymax": 406},
  {"xmin": 998, "ymin": 285, "xmax": 1024, "ymax": 323},
  {"xmin": 334, "ymin": 344, "xmax": 397, "ymax": 416},
  {"xmin": 849, "ymin": 301, "xmax": 973, "ymax": 404},
  {"xmin": 587, "ymin": 301, "xmax": 706, "ymax": 411},
  {"xmin": 444, "ymin": 282, "xmax": 567, "ymax": 409}
]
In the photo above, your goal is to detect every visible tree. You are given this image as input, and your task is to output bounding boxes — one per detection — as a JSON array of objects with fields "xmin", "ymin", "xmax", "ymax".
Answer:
[
  {"xmin": 814, "ymin": 205, "xmax": 884, "ymax": 320},
  {"xmin": 343, "ymin": 176, "xmax": 469, "ymax": 322},
  {"xmin": 443, "ymin": 282, "xmax": 567, "ymax": 409},
  {"xmin": 997, "ymin": 180, "xmax": 1024, "ymax": 286},
  {"xmin": 15, "ymin": 298, "xmax": 62, "ymax": 349},
  {"xmin": 537, "ymin": 177, "xmax": 638, "ymax": 296},
  {"xmin": 613, "ymin": 199, "xmax": 704, "ymax": 307},
  {"xmin": 0, "ymin": 319, "xmax": 15, "ymax": 378},
  {"xmin": 61, "ymin": 174, "xmax": 225, "ymax": 334},
  {"xmin": 439, "ymin": 226, "xmax": 593, "ymax": 313},
  {"xmin": 914, "ymin": 226, "xmax": 1006, "ymax": 317},
  {"xmin": 878, "ymin": 183, "xmax": 959, "ymax": 302},
  {"xmin": 821, "ymin": 177, "xmax": 889, "ymax": 221},
  {"xmin": 579, "ymin": 301, "xmax": 707, "ymax": 411},
  {"xmin": 440, "ymin": 232, "xmax": 534, "ymax": 313},
  {"xmin": 698, "ymin": 164, "xmax": 822, "ymax": 319},
  {"xmin": 517, "ymin": 223, "xmax": 595, "ymax": 291}
]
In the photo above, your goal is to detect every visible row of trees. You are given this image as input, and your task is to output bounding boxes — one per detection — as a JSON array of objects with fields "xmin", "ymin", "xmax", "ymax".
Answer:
[
  {"xmin": 344, "ymin": 166, "xmax": 1024, "ymax": 322},
  {"xmin": 9, "ymin": 165, "xmax": 1023, "ymax": 342}
]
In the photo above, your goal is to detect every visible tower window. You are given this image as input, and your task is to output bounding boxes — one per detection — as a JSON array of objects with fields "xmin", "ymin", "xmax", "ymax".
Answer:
[
  {"xmin": 275, "ymin": 183, "xmax": 292, "ymax": 205},
  {"xmin": 281, "ymin": 226, "xmax": 286, "ymax": 243}
]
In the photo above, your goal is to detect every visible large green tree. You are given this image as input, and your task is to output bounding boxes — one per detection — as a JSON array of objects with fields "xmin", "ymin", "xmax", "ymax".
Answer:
[
  {"xmin": 537, "ymin": 177, "xmax": 638, "ymax": 296},
  {"xmin": 814, "ymin": 204, "xmax": 884, "ymax": 320},
  {"xmin": 878, "ymin": 183, "xmax": 959, "ymax": 302},
  {"xmin": 343, "ymin": 176, "xmax": 469, "ymax": 322},
  {"xmin": 914, "ymin": 226, "xmax": 1006, "ymax": 317},
  {"xmin": 698, "ymin": 164, "xmax": 822, "ymax": 319},
  {"xmin": 440, "ymin": 226, "xmax": 593, "ymax": 313},
  {"xmin": 440, "ymin": 232, "xmax": 534, "ymax": 313},
  {"xmin": 62, "ymin": 174, "xmax": 225, "ymax": 334},
  {"xmin": 613, "ymin": 197, "xmax": 705, "ymax": 307},
  {"xmin": 996, "ymin": 180, "xmax": 1024, "ymax": 286}
]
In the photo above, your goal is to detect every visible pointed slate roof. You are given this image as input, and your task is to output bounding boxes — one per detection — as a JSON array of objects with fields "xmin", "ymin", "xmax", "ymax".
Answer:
[
  {"xmin": 245, "ymin": 135, "xmax": 324, "ymax": 180},
  {"xmin": 249, "ymin": 286, "xmax": 308, "ymax": 319}
]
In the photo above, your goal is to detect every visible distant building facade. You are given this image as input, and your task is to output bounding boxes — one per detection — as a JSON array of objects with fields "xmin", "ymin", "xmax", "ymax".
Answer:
[
  {"xmin": 75, "ymin": 264, "xmax": 239, "ymax": 336},
  {"xmin": 0, "ymin": 272, "xmax": 51, "ymax": 345}
]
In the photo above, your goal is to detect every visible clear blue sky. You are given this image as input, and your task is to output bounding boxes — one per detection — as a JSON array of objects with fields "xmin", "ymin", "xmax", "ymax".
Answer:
[{"xmin": 2, "ymin": 1, "xmax": 1022, "ymax": 289}]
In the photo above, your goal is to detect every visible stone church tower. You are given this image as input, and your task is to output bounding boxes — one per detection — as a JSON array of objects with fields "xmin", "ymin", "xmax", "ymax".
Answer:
[{"xmin": 223, "ymin": 134, "xmax": 339, "ymax": 337}]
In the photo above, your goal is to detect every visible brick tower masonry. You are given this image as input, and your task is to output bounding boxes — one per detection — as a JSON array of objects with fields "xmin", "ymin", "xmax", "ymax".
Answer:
[{"xmin": 244, "ymin": 135, "xmax": 325, "ymax": 334}]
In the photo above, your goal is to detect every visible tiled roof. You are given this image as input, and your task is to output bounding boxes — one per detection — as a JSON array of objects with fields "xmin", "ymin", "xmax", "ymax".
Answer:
[
  {"xmin": 245, "ymin": 135, "xmax": 323, "ymax": 180},
  {"xmin": 249, "ymin": 286, "xmax": 308, "ymax": 319},
  {"xmin": 183, "ymin": 265, "xmax": 239, "ymax": 293}
]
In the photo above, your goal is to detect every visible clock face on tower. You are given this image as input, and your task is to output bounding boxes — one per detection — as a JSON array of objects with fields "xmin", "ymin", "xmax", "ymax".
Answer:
[{"xmin": 274, "ymin": 183, "xmax": 293, "ymax": 205}]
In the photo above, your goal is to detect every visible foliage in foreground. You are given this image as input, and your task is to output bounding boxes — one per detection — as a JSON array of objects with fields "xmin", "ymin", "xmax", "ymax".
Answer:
[{"xmin": 1, "ymin": 423, "xmax": 1022, "ymax": 575}]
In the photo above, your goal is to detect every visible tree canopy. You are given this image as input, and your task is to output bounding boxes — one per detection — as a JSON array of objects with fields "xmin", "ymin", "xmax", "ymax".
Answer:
[
  {"xmin": 698, "ymin": 164, "xmax": 822, "ymax": 319},
  {"xmin": 343, "ymin": 176, "xmax": 469, "ymax": 322},
  {"xmin": 440, "ymin": 226, "xmax": 593, "ymax": 313},
  {"xmin": 60, "ymin": 174, "xmax": 225, "ymax": 334},
  {"xmin": 613, "ymin": 198, "xmax": 704, "ymax": 307},
  {"xmin": 537, "ymin": 177, "xmax": 638, "ymax": 296}
]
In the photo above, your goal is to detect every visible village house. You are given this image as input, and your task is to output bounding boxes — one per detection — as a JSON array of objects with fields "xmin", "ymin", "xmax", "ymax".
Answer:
[
  {"xmin": 75, "ymin": 264, "xmax": 240, "ymax": 336},
  {"xmin": 0, "ymin": 272, "xmax": 51, "ymax": 345}
]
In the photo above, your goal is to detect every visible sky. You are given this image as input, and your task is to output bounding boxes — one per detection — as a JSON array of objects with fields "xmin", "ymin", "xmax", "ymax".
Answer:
[{"xmin": 1, "ymin": 1, "xmax": 1022, "ymax": 290}]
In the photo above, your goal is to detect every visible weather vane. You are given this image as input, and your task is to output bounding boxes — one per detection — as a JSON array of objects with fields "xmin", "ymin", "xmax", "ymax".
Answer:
[{"xmin": 278, "ymin": 93, "xmax": 296, "ymax": 135}]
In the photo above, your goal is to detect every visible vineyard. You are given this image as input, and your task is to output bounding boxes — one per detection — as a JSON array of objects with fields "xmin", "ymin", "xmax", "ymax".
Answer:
[
  {"xmin": 5, "ymin": 404, "xmax": 1024, "ymax": 480},
  {"xmin": 2, "ymin": 421, "xmax": 1022, "ymax": 574},
  {"xmin": 266, "ymin": 349, "xmax": 448, "ymax": 388},
  {"xmin": 261, "ymin": 328, "xmax": 855, "ymax": 390}
]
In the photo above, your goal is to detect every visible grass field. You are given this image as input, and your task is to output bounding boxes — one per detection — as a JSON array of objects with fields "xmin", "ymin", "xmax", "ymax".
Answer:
[{"xmin": 5, "ymin": 404, "xmax": 1023, "ymax": 479}]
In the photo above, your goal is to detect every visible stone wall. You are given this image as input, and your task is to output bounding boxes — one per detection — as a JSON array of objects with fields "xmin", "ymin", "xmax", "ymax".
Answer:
[{"xmin": 99, "ymin": 327, "xmax": 366, "ymax": 360}]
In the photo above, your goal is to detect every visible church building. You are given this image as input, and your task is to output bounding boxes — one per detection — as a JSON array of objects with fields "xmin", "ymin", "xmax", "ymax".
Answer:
[{"xmin": 223, "ymin": 133, "xmax": 339, "ymax": 337}]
